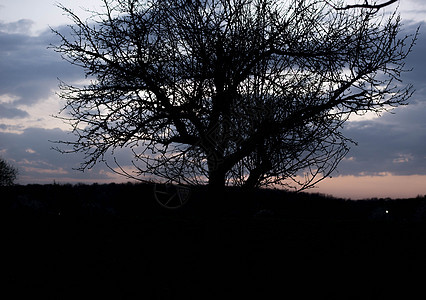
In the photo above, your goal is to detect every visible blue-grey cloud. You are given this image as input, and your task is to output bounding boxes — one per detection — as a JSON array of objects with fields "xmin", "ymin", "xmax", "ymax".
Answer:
[
  {"xmin": 0, "ymin": 19, "xmax": 34, "ymax": 34},
  {"xmin": 0, "ymin": 127, "xmax": 103, "ymax": 183},
  {"xmin": 0, "ymin": 127, "xmax": 136, "ymax": 184},
  {"xmin": 0, "ymin": 17, "xmax": 425, "ymax": 185},
  {"xmin": 399, "ymin": 22, "xmax": 426, "ymax": 99},
  {"xmin": 0, "ymin": 21, "xmax": 84, "ymax": 107},
  {"xmin": 0, "ymin": 103, "xmax": 29, "ymax": 118},
  {"xmin": 337, "ymin": 101, "xmax": 426, "ymax": 176},
  {"xmin": 328, "ymin": 22, "xmax": 426, "ymax": 177}
]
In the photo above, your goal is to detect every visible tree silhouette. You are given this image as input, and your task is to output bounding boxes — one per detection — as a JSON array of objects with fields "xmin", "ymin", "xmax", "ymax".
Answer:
[
  {"xmin": 0, "ymin": 157, "xmax": 18, "ymax": 186},
  {"xmin": 51, "ymin": 0, "xmax": 416, "ymax": 195}
]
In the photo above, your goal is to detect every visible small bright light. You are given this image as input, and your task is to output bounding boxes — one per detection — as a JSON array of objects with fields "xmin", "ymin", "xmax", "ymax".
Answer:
[{"xmin": 385, "ymin": 210, "xmax": 389, "ymax": 214}]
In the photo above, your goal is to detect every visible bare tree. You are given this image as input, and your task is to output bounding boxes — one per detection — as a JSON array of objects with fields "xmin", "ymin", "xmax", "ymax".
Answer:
[
  {"xmin": 51, "ymin": 0, "xmax": 416, "ymax": 196},
  {"xmin": 0, "ymin": 157, "xmax": 18, "ymax": 186}
]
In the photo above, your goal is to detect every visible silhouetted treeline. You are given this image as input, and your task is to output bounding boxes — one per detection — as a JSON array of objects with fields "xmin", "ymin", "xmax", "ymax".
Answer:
[
  {"xmin": 2, "ymin": 182, "xmax": 426, "ymax": 222},
  {"xmin": 3, "ymin": 182, "xmax": 426, "ymax": 299}
]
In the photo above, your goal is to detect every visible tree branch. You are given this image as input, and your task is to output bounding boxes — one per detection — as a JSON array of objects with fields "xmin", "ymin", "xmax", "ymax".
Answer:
[{"xmin": 327, "ymin": 0, "xmax": 398, "ymax": 10}]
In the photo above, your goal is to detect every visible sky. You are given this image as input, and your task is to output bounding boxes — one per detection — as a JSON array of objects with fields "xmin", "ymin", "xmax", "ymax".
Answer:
[{"xmin": 0, "ymin": 0, "xmax": 426, "ymax": 199}]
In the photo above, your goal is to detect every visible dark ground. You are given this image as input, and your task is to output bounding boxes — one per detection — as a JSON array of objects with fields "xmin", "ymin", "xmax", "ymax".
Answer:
[{"xmin": 2, "ymin": 183, "xmax": 426, "ymax": 299}]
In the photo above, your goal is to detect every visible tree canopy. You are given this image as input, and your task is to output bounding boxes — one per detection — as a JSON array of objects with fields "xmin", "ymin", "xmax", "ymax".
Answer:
[{"xmin": 52, "ymin": 0, "xmax": 417, "ymax": 192}]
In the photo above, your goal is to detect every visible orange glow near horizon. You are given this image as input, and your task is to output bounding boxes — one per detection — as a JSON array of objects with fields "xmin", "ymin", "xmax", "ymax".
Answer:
[
  {"xmin": 309, "ymin": 174, "xmax": 426, "ymax": 200},
  {"xmin": 16, "ymin": 166, "xmax": 426, "ymax": 201}
]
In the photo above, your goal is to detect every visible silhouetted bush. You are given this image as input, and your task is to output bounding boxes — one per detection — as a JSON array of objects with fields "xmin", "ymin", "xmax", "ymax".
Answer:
[{"xmin": 0, "ymin": 157, "xmax": 18, "ymax": 186}]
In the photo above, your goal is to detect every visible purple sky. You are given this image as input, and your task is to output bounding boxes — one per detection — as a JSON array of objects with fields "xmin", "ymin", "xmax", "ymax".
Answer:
[{"xmin": 1, "ymin": 0, "xmax": 426, "ymax": 199}]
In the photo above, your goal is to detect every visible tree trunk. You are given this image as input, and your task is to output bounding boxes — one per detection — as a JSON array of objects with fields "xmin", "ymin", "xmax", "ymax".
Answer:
[
  {"xmin": 206, "ymin": 168, "xmax": 226, "ymax": 217},
  {"xmin": 243, "ymin": 168, "xmax": 262, "ymax": 190}
]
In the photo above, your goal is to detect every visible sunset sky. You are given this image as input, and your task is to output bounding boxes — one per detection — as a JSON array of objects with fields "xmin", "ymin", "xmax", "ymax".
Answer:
[{"xmin": 1, "ymin": 0, "xmax": 425, "ymax": 199}]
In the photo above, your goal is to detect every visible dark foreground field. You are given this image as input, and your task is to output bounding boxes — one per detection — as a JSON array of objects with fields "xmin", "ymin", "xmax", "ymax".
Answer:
[{"xmin": 2, "ymin": 183, "xmax": 426, "ymax": 299}]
